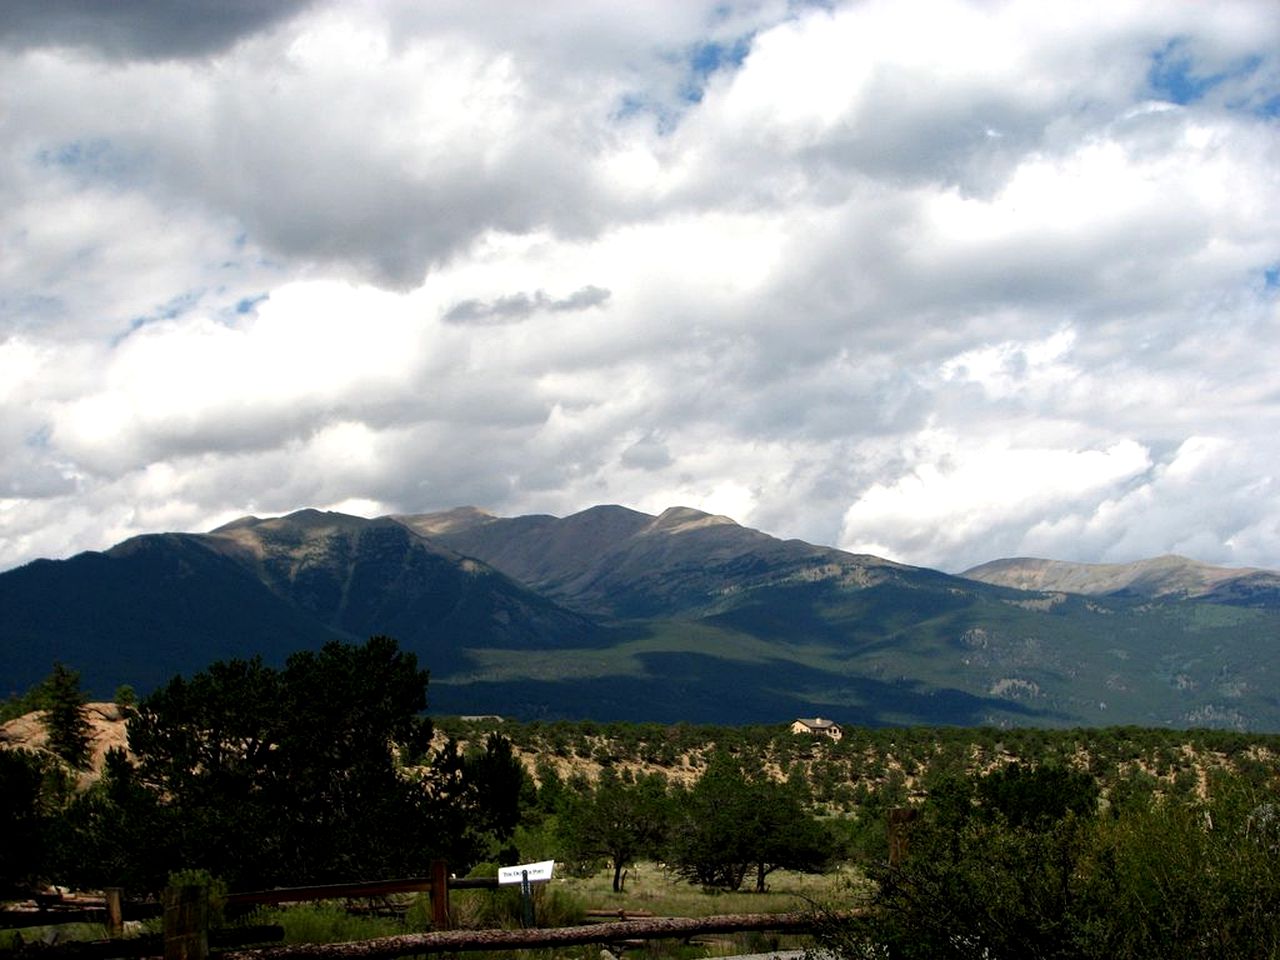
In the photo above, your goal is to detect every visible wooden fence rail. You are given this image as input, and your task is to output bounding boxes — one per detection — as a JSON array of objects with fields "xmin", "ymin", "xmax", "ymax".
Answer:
[
  {"xmin": 0, "ymin": 866, "xmax": 498, "ymax": 937},
  {"xmin": 0, "ymin": 927, "xmax": 286, "ymax": 960},
  {"xmin": 2, "ymin": 849, "xmax": 876, "ymax": 960},
  {"xmin": 220, "ymin": 911, "xmax": 861, "ymax": 960},
  {"xmin": 3, "ymin": 909, "xmax": 859, "ymax": 960}
]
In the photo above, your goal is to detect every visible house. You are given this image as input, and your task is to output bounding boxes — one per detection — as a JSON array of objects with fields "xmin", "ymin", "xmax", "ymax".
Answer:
[{"xmin": 790, "ymin": 717, "xmax": 843, "ymax": 741}]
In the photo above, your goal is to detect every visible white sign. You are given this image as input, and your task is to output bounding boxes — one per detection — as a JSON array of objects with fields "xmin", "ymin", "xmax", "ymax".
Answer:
[{"xmin": 498, "ymin": 860, "xmax": 555, "ymax": 885}]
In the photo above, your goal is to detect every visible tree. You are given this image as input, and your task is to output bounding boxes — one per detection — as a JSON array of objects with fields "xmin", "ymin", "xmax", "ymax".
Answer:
[
  {"xmin": 808, "ymin": 762, "xmax": 1280, "ymax": 960},
  {"xmin": 422, "ymin": 731, "xmax": 530, "ymax": 869},
  {"xmin": 47, "ymin": 747, "xmax": 172, "ymax": 892},
  {"xmin": 815, "ymin": 764, "xmax": 1101, "ymax": 960},
  {"xmin": 463, "ymin": 732, "xmax": 527, "ymax": 843},
  {"xmin": 668, "ymin": 754, "xmax": 832, "ymax": 891},
  {"xmin": 558, "ymin": 769, "xmax": 670, "ymax": 892},
  {"xmin": 976, "ymin": 762, "xmax": 1099, "ymax": 828},
  {"xmin": 269, "ymin": 636, "xmax": 434, "ymax": 881},
  {"xmin": 0, "ymin": 749, "xmax": 71, "ymax": 891},
  {"xmin": 532, "ymin": 758, "xmax": 566, "ymax": 816},
  {"xmin": 42, "ymin": 662, "xmax": 92, "ymax": 769},
  {"xmin": 113, "ymin": 684, "xmax": 138, "ymax": 710},
  {"xmin": 125, "ymin": 636, "xmax": 440, "ymax": 888}
]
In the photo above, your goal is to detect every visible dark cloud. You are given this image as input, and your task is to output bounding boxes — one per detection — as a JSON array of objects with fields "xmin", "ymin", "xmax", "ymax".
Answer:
[
  {"xmin": 442, "ymin": 286, "xmax": 611, "ymax": 326},
  {"xmin": 548, "ymin": 285, "xmax": 612, "ymax": 312},
  {"xmin": 0, "ymin": 0, "xmax": 317, "ymax": 59},
  {"xmin": 620, "ymin": 433, "xmax": 673, "ymax": 471}
]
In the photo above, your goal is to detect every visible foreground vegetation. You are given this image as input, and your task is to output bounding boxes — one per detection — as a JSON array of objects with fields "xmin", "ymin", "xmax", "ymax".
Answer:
[
  {"xmin": 4, "ymin": 639, "xmax": 1280, "ymax": 958},
  {"xmin": 812, "ymin": 763, "xmax": 1280, "ymax": 959}
]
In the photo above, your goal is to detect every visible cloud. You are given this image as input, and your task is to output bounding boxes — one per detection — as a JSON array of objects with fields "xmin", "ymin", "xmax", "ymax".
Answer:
[
  {"xmin": 619, "ymin": 432, "xmax": 673, "ymax": 471},
  {"xmin": 2, "ymin": 0, "xmax": 1279, "ymax": 579},
  {"xmin": 0, "ymin": 0, "xmax": 318, "ymax": 60},
  {"xmin": 839, "ymin": 433, "xmax": 1154, "ymax": 569},
  {"xmin": 442, "ymin": 285, "xmax": 611, "ymax": 325}
]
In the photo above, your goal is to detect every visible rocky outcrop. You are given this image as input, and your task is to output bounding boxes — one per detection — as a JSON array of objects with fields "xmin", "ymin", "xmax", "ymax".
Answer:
[{"xmin": 0, "ymin": 702, "xmax": 129, "ymax": 782}]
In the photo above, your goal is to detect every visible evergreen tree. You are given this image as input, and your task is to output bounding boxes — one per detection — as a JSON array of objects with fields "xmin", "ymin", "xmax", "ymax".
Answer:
[
  {"xmin": 126, "ymin": 637, "xmax": 439, "ymax": 887},
  {"xmin": 0, "ymin": 749, "xmax": 70, "ymax": 890},
  {"xmin": 42, "ymin": 662, "xmax": 92, "ymax": 770}
]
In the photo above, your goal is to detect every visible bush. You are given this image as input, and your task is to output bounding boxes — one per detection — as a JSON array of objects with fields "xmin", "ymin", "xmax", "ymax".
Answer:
[
  {"xmin": 167, "ymin": 868, "xmax": 228, "ymax": 925},
  {"xmin": 814, "ymin": 769, "xmax": 1280, "ymax": 960}
]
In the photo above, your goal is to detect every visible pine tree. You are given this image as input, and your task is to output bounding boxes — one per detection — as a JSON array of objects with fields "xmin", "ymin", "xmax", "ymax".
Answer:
[{"xmin": 42, "ymin": 662, "xmax": 92, "ymax": 770}]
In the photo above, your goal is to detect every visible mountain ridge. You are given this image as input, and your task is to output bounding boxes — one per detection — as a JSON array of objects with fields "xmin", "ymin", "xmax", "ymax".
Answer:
[
  {"xmin": 3, "ymin": 504, "xmax": 1279, "ymax": 730},
  {"xmin": 962, "ymin": 554, "xmax": 1280, "ymax": 606}
]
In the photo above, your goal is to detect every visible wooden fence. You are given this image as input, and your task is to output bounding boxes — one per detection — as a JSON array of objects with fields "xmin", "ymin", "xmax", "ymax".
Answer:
[
  {"xmin": 2, "ymin": 876, "xmax": 856, "ymax": 960},
  {"xmin": 0, "ymin": 863, "xmax": 480, "ymax": 935},
  {"xmin": 1, "ymin": 823, "xmax": 900, "ymax": 960}
]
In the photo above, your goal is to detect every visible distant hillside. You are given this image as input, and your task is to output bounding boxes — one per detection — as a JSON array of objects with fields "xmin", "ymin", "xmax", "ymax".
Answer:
[
  {"xmin": 962, "ymin": 555, "xmax": 1280, "ymax": 607},
  {"xmin": 0, "ymin": 510, "xmax": 599, "ymax": 697},
  {"xmin": 410, "ymin": 505, "xmax": 1280, "ymax": 730},
  {"xmin": 4, "ymin": 505, "xmax": 1280, "ymax": 729}
]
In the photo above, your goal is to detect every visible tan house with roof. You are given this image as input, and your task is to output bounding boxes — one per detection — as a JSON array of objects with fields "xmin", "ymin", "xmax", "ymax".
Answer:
[{"xmin": 790, "ymin": 717, "xmax": 843, "ymax": 741}]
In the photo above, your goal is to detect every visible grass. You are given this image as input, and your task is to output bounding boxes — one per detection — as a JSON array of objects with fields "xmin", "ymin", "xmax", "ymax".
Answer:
[
  {"xmin": 558, "ymin": 859, "xmax": 851, "ymax": 916},
  {"xmin": 543, "ymin": 860, "xmax": 859, "ymax": 958},
  {"xmin": 247, "ymin": 903, "xmax": 410, "ymax": 944},
  {"xmin": 253, "ymin": 862, "xmax": 854, "ymax": 958},
  {"xmin": 0, "ymin": 922, "xmax": 110, "ymax": 951}
]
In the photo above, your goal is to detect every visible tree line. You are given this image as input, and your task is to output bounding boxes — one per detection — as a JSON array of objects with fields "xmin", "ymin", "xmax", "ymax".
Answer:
[
  {"xmin": 1, "ymin": 638, "xmax": 523, "ymax": 894},
  {"xmin": 2, "ymin": 638, "xmax": 838, "ymax": 899},
  {"xmin": 436, "ymin": 713, "xmax": 1280, "ymax": 814}
]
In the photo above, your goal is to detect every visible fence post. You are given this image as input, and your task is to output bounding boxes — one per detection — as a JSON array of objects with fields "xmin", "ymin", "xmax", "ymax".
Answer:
[
  {"xmin": 104, "ymin": 887, "xmax": 124, "ymax": 939},
  {"xmin": 164, "ymin": 884, "xmax": 209, "ymax": 960},
  {"xmin": 429, "ymin": 859, "xmax": 450, "ymax": 931},
  {"xmin": 888, "ymin": 807, "xmax": 918, "ymax": 867}
]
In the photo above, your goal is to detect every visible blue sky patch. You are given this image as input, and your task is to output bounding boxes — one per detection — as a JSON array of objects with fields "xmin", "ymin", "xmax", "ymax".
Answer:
[
  {"xmin": 35, "ymin": 138, "xmax": 138, "ymax": 185},
  {"xmin": 1148, "ymin": 40, "xmax": 1278, "ymax": 116},
  {"xmin": 613, "ymin": 27, "xmax": 754, "ymax": 130},
  {"xmin": 25, "ymin": 426, "xmax": 53, "ymax": 450},
  {"xmin": 1147, "ymin": 39, "xmax": 1223, "ymax": 105},
  {"xmin": 156, "ymin": 289, "xmax": 204, "ymax": 321},
  {"xmin": 37, "ymin": 139, "xmax": 111, "ymax": 168},
  {"xmin": 1247, "ymin": 91, "xmax": 1280, "ymax": 120},
  {"xmin": 115, "ymin": 290, "xmax": 206, "ymax": 344},
  {"xmin": 682, "ymin": 36, "xmax": 752, "ymax": 103},
  {"xmin": 236, "ymin": 293, "xmax": 269, "ymax": 315}
]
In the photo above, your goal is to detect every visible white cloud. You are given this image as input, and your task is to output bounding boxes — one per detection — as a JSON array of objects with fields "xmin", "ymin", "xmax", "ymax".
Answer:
[
  {"xmin": 2, "ymin": 0, "xmax": 1279, "ymax": 576},
  {"xmin": 839, "ymin": 432, "xmax": 1153, "ymax": 568}
]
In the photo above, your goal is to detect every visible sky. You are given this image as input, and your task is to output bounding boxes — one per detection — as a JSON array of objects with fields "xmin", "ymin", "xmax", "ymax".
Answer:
[{"xmin": 1, "ymin": 0, "xmax": 1279, "ymax": 575}]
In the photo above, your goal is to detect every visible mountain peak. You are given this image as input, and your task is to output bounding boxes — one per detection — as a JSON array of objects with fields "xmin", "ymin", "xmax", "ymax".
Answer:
[
  {"xmin": 647, "ymin": 506, "xmax": 738, "ymax": 534},
  {"xmin": 395, "ymin": 506, "xmax": 497, "ymax": 538},
  {"xmin": 210, "ymin": 515, "xmax": 263, "ymax": 533},
  {"xmin": 211, "ymin": 508, "xmax": 366, "ymax": 534}
]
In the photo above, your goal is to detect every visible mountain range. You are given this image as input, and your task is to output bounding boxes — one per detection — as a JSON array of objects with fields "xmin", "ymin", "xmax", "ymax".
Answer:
[{"xmin": 2, "ymin": 505, "xmax": 1278, "ymax": 730}]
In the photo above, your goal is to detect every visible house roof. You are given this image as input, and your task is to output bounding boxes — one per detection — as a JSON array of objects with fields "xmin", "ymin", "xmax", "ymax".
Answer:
[{"xmin": 794, "ymin": 717, "xmax": 839, "ymax": 729}]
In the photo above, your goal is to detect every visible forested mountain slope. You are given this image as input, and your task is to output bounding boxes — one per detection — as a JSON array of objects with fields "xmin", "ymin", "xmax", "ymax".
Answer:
[
  {"xmin": 0, "ymin": 510, "xmax": 599, "ymax": 696},
  {"xmin": 3, "ymin": 505, "xmax": 1280, "ymax": 729}
]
